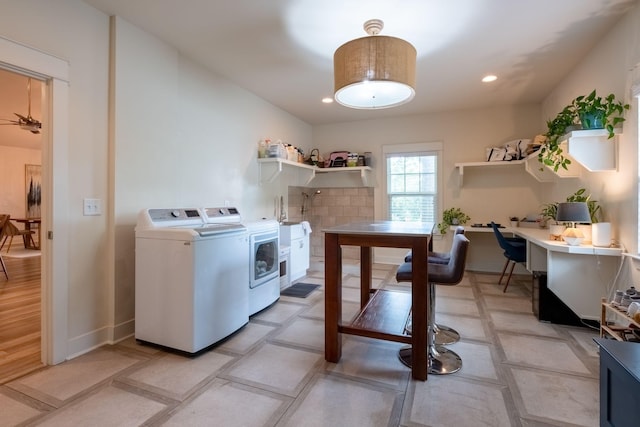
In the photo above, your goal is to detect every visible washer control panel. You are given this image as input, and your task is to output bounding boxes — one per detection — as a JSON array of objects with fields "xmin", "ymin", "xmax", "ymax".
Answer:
[{"xmin": 148, "ymin": 208, "xmax": 202, "ymax": 222}]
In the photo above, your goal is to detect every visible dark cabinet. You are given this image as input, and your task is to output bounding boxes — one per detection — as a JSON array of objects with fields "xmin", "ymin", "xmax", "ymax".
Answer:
[
  {"xmin": 594, "ymin": 338, "xmax": 640, "ymax": 427},
  {"xmin": 532, "ymin": 271, "xmax": 584, "ymax": 327}
]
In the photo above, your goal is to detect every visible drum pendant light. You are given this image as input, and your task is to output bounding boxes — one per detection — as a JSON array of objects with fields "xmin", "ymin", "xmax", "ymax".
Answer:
[{"xmin": 334, "ymin": 19, "xmax": 416, "ymax": 109}]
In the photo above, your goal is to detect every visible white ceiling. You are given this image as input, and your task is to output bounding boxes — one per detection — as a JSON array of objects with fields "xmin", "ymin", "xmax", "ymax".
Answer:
[
  {"xmin": 81, "ymin": 0, "xmax": 636, "ymax": 125},
  {"xmin": 1, "ymin": 0, "xmax": 636, "ymax": 151}
]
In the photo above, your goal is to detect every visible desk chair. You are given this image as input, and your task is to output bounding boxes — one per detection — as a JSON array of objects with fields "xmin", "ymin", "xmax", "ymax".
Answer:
[
  {"xmin": 0, "ymin": 217, "xmax": 35, "ymax": 253},
  {"xmin": 403, "ymin": 225, "xmax": 466, "ymax": 345},
  {"xmin": 395, "ymin": 233, "xmax": 470, "ymax": 374},
  {"xmin": 491, "ymin": 221, "xmax": 526, "ymax": 292},
  {"xmin": 0, "ymin": 215, "xmax": 8, "ymax": 279}
]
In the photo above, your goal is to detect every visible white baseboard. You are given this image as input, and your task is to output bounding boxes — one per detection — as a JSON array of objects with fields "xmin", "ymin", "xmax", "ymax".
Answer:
[
  {"xmin": 65, "ymin": 318, "xmax": 135, "ymax": 360},
  {"xmin": 66, "ymin": 326, "xmax": 111, "ymax": 360},
  {"xmin": 112, "ymin": 319, "xmax": 135, "ymax": 343}
]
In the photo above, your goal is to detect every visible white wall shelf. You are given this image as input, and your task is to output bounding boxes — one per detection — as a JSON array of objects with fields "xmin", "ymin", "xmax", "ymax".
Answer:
[
  {"xmin": 454, "ymin": 159, "xmax": 526, "ymax": 186},
  {"xmin": 455, "ymin": 150, "xmax": 582, "ymax": 185},
  {"xmin": 563, "ymin": 129, "xmax": 619, "ymax": 172},
  {"xmin": 523, "ymin": 149, "xmax": 581, "ymax": 181},
  {"xmin": 258, "ymin": 158, "xmax": 374, "ymax": 187},
  {"xmin": 454, "ymin": 129, "xmax": 621, "ymax": 185}
]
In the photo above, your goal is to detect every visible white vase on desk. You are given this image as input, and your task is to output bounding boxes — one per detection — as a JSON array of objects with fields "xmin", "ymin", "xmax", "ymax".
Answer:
[
  {"xmin": 549, "ymin": 224, "xmax": 566, "ymax": 241},
  {"xmin": 592, "ymin": 222, "xmax": 612, "ymax": 247}
]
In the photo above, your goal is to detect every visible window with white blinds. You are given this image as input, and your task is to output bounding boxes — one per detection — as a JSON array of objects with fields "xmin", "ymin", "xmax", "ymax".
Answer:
[{"xmin": 383, "ymin": 142, "xmax": 442, "ymax": 225}]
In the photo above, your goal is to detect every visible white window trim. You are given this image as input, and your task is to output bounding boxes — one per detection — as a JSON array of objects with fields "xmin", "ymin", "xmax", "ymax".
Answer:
[
  {"xmin": 633, "ymin": 80, "xmax": 640, "ymax": 254},
  {"xmin": 381, "ymin": 141, "xmax": 443, "ymax": 223}
]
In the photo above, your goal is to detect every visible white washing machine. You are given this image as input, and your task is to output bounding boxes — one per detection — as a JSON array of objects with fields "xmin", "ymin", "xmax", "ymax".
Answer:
[
  {"xmin": 245, "ymin": 219, "xmax": 280, "ymax": 315},
  {"xmin": 135, "ymin": 207, "xmax": 249, "ymax": 353}
]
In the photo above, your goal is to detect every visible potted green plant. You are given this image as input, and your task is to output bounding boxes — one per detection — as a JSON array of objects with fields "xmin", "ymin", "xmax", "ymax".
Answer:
[
  {"xmin": 540, "ymin": 202, "xmax": 558, "ymax": 224},
  {"xmin": 438, "ymin": 207, "xmax": 470, "ymax": 234},
  {"xmin": 541, "ymin": 189, "xmax": 601, "ymax": 224},
  {"xmin": 565, "ymin": 188, "xmax": 603, "ymax": 244},
  {"xmin": 540, "ymin": 202, "xmax": 566, "ymax": 238},
  {"xmin": 565, "ymin": 188, "xmax": 601, "ymax": 223},
  {"xmin": 539, "ymin": 90, "xmax": 629, "ymax": 172},
  {"xmin": 572, "ymin": 90, "xmax": 629, "ymax": 135}
]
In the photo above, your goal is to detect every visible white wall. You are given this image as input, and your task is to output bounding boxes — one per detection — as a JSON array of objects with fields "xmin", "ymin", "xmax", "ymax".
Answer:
[
  {"xmin": 313, "ymin": 104, "xmax": 545, "ymax": 270},
  {"xmin": 0, "ymin": 0, "xmax": 110, "ymax": 357},
  {"xmin": 0, "ymin": 1, "xmax": 312, "ymax": 360},
  {"xmin": 541, "ymin": 3, "xmax": 640, "ymax": 251},
  {"xmin": 541, "ymin": 2, "xmax": 640, "ymax": 294},
  {"xmin": 0, "ymin": 146, "xmax": 41, "ymax": 218},
  {"xmin": 111, "ymin": 17, "xmax": 312, "ymax": 338}
]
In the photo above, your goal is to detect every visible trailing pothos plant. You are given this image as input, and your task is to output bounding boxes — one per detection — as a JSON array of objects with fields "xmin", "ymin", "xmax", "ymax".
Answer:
[
  {"xmin": 437, "ymin": 207, "xmax": 470, "ymax": 234},
  {"xmin": 572, "ymin": 90, "xmax": 629, "ymax": 135},
  {"xmin": 538, "ymin": 90, "xmax": 629, "ymax": 172},
  {"xmin": 538, "ymin": 105, "xmax": 576, "ymax": 172}
]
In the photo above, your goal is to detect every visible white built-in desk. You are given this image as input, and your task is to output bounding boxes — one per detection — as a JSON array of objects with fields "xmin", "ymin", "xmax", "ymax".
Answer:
[{"xmin": 458, "ymin": 226, "xmax": 624, "ymax": 320}]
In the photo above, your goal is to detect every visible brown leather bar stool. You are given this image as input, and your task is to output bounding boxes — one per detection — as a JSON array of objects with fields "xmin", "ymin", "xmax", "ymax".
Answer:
[
  {"xmin": 396, "ymin": 233, "xmax": 470, "ymax": 374},
  {"xmin": 403, "ymin": 226, "xmax": 465, "ymax": 344}
]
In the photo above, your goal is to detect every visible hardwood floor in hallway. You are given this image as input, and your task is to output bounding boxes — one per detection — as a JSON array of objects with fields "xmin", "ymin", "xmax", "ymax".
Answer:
[{"xmin": 0, "ymin": 255, "xmax": 43, "ymax": 384}]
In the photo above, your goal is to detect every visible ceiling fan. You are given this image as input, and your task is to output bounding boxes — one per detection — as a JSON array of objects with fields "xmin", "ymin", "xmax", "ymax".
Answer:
[{"xmin": 0, "ymin": 77, "xmax": 41, "ymax": 134}]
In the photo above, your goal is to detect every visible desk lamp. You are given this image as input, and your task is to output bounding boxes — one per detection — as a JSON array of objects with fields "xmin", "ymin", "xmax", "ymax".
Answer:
[{"xmin": 555, "ymin": 202, "xmax": 591, "ymax": 245}]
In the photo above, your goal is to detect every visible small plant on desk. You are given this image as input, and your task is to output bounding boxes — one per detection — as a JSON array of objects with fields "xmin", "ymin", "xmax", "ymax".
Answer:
[
  {"xmin": 540, "ymin": 203, "xmax": 558, "ymax": 227},
  {"xmin": 438, "ymin": 207, "xmax": 470, "ymax": 234}
]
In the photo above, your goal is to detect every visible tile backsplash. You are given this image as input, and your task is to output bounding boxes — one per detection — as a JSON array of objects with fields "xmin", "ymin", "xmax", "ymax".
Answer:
[{"xmin": 287, "ymin": 186, "xmax": 374, "ymax": 259}]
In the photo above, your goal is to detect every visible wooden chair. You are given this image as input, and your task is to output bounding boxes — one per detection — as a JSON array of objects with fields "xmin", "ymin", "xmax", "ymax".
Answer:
[
  {"xmin": 0, "ymin": 216, "xmax": 35, "ymax": 253},
  {"xmin": 0, "ymin": 214, "xmax": 8, "ymax": 279}
]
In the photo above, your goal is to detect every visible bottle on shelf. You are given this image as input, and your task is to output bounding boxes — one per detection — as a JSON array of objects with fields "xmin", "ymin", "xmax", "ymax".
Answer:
[
  {"xmin": 258, "ymin": 138, "xmax": 268, "ymax": 158},
  {"xmin": 287, "ymin": 144, "xmax": 297, "ymax": 162}
]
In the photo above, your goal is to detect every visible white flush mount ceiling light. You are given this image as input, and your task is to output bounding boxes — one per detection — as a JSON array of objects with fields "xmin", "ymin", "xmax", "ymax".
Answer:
[
  {"xmin": 482, "ymin": 74, "xmax": 497, "ymax": 83},
  {"xmin": 333, "ymin": 19, "xmax": 417, "ymax": 109}
]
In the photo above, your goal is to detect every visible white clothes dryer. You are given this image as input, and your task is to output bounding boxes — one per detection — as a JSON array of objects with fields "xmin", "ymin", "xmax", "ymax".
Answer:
[{"xmin": 244, "ymin": 219, "xmax": 280, "ymax": 315}]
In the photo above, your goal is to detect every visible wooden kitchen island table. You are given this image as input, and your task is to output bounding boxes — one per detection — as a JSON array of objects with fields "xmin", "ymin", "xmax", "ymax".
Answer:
[{"xmin": 324, "ymin": 221, "xmax": 434, "ymax": 381}]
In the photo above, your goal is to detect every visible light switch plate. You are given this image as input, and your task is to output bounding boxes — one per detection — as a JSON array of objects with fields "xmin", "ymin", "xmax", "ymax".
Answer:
[{"xmin": 83, "ymin": 198, "xmax": 102, "ymax": 216}]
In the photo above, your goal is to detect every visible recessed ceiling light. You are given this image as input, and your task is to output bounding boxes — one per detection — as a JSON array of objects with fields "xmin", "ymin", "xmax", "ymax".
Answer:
[
  {"xmin": 322, "ymin": 97, "xmax": 334, "ymax": 104},
  {"xmin": 482, "ymin": 75, "xmax": 497, "ymax": 83}
]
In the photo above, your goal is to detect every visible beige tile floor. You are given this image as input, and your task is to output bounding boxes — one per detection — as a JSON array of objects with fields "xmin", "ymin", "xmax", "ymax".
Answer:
[{"xmin": 0, "ymin": 259, "xmax": 601, "ymax": 426}]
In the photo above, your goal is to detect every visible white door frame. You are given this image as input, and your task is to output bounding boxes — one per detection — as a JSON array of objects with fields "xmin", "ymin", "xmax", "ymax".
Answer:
[{"xmin": 0, "ymin": 36, "xmax": 70, "ymax": 364}]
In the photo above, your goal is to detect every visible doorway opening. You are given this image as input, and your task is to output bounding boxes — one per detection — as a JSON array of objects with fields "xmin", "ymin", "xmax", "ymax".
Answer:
[
  {"xmin": 0, "ymin": 67, "xmax": 44, "ymax": 383},
  {"xmin": 1, "ymin": 33, "xmax": 71, "ymax": 378}
]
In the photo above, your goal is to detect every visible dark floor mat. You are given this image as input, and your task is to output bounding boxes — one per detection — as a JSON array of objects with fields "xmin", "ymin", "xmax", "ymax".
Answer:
[{"xmin": 281, "ymin": 283, "xmax": 320, "ymax": 298}]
